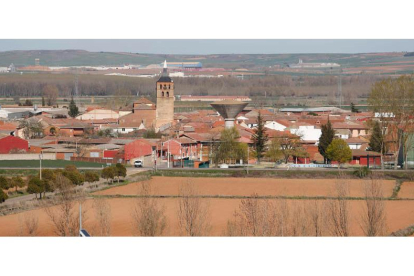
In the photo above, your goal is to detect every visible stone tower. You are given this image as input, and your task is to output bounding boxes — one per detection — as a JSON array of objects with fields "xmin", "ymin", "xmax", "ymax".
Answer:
[{"xmin": 156, "ymin": 60, "xmax": 175, "ymax": 128}]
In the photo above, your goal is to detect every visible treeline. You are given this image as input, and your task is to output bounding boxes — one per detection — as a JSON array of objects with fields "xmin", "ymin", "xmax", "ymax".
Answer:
[{"xmin": 0, "ymin": 73, "xmax": 384, "ymax": 101}]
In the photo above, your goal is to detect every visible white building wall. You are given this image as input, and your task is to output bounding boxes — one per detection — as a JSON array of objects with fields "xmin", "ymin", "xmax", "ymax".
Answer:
[
  {"xmin": 290, "ymin": 125, "xmax": 321, "ymax": 142},
  {"xmin": 265, "ymin": 121, "xmax": 287, "ymax": 131}
]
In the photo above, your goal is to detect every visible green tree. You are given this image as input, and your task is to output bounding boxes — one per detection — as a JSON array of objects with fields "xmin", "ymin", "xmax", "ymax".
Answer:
[
  {"xmin": 143, "ymin": 128, "xmax": 161, "ymax": 138},
  {"xmin": 42, "ymin": 96, "xmax": 45, "ymax": 106},
  {"xmin": 251, "ymin": 112, "xmax": 268, "ymax": 164},
  {"xmin": 368, "ymin": 121, "xmax": 385, "ymax": 153},
  {"xmin": 68, "ymin": 97, "xmax": 79, "ymax": 118},
  {"xmin": 0, "ymin": 189, "xmax": 8, "ymax": 203},
  {"xmin": 27, "ymin": 177, "xmax": 46, "ymax": 199},
  {"xmin": 212, "ymin": 127, "xmax": 247, "ymax": 166},
  {"xmin": 102, "ymin": 167, "xmax": 116, "ymax": 183},
  {"xmin": 10, "ymin": 176, "xmax": 25, "ymax": 193},
  {"xmin": 0, "ymin": 176, "xmax": 10, "ymax": 190},
  {"xmin": 115, "ymin": 163, "xmax": 127, "ymax": 183},
  {"xmin": 266, "ymin": 139, "xmax": 283, "ymax": 166},
  {"xmin": 85, "ymin": 171, "xmax": 100, "ymax": 183},
  {"xmin": 351, "ymin": 102, "xmax": 359, "ymax": 113},
  {"xmin": 326, "ymin": 139, "xmax": 353, "ymax": 169},
  {"xmin": 318, "ymin": 119, "xmax": 335, "ymax": 163}
]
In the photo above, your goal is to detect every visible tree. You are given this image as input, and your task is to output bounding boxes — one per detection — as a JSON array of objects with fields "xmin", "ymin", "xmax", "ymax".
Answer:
[
  {"xmin": 318, "ymin": 119, "xmax": 335, "ymax": 163},
  {"xmin": 368, "ymin": 76, "xmax": 414, "ymax": 170},
  {"xmin": 68, "ymin": 97, "xmax": 79, "ymax": 118},
  {"xmin": 368, "ymin": 121, "xmax": 385, "ymax": 153},
  {"xmin": 326, "ymin": 176, "xmax": 351, "ymax": 236},
  {"xmin": 0, "ymin": 189, "xmax": 8, "ymax": 203},
  {"xmin": 266, "ymin": 139, "xmax": 283, "ymax": 166},
  {"xmin": 42, "ymin": 84, "xmax": 58, "ymax": 106},
  {"xmin": 212, "ymin": 127, "xmax": 247, "ymax": 166},
  {"xmin": 42, "ymin": 173, "xmax": 86, "ymax": 236},
  {"xmin": 93, "ymin": 198, "xmax": 111, "ymax": 236},
  {"xmin": 350, "ymin": 102, "xmax": 359, "ymax": 113},
  {"xmin": 27, "ymin": 177, "xmax": 46, "ymax": 199},
  {"xmin": 102, "ymin": 166, "xmax": 116, "ymax": 183},
  {"xmin": 326, "ymin": 139, "xmax": 352, "ymax": 168},
  {"xmin": 360, "ymin": 174, "xmax": 387, "ymax": 236},
  {"xmin": 115, "ymin": 163, "xmax": 127, "ymax": 183},
  {"xmin": 251, "ymin": 112, "xmax": 268, "ymax": 164},
  {"xmin": 0, "ymin": 176, "xmax": 10, "ymax": 190},
  {"xmin": 41, "ymin": 96, "xmax": 45, "ymax": 106},
  {"xmin": 85, "ymin": 171, "xmax": 100, "ymax": 183},
  {"xmin": 177, "ymin": 182, "xmax": 211, "ymax": 236},
  {"xmin": 10, "ymin": 176, "xmax": 25, "ymax": 193},
  {"xmin": 17, "ymin": 213, "xmax": 39, "ymax": 236},
  {"xmin": 143, "ymin": 128, "xmax": 162, "ymax": 139},
  {"xmin": 272, "ymin": 133, "xmax": 303, "ymax": 164},
  {"xmin": 131, "ymin": 181, "xmax": 166, "ymax": 236},
  {"xmin": 19, "ymin": 120, "xmax": 44, "ymax": 139},
  {"xmin": 226, "ymin": 194, "xmax": 277, "ymax": 236}
]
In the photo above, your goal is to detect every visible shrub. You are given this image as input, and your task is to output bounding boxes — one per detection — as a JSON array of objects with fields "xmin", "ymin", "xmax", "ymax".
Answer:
[
  {"xmin": 0, "ymin": 189, "xmax": 8, "ymax": 203},
  {"xmin": 0, "ymin": 176, "xmax": 10, "ymax": 190},
  {"xmin": 85, "ymin": 171, "xmax": 100, "ymax": 183},
  {"xmin": 353, "ymin": 167, "xmax": 371, "ymax": 178},
  {"xmin": 63, "ymin": 170, "xmax": 85, "ymax": 186}
]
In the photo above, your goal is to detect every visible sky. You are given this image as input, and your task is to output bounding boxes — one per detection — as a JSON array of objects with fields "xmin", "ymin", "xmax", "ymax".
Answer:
[{"xmin": 0, "ymin": 40, "xmax": 413, "ymax": 55}]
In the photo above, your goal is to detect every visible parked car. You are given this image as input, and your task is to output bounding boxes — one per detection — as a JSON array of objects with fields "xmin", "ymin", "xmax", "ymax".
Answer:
[{"xmin": 134, "ymin": 160, "xmax": 143, "ymax": 168}]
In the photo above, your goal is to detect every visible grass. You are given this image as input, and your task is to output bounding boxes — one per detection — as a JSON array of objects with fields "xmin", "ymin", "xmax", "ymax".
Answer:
[{"xmin": 0, "ymin": 160, "xmax": 107, "ymax": 169}]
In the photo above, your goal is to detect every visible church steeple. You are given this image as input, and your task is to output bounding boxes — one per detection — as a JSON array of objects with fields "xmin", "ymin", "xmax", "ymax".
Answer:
[{"xmin": 158, "ymin": 60, "xmax": 171, "ymax": 82}]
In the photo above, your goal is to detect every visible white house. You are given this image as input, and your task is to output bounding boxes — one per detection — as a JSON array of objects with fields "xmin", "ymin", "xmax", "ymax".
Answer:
[
  {"xmin": 289, "ymin": 125, "xmax": 322, "ymax": 143},
  {"xmin": 264, "ymin": 121, "xmax": 288, "ymax": 131}
]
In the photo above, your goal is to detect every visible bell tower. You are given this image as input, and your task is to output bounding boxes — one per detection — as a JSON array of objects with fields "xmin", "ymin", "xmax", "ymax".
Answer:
[{"xmin": 156, "ymin": 60, "xmax": 175, "ymax": 128}]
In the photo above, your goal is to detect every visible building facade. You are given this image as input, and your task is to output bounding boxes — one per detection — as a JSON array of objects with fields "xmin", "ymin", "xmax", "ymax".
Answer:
[{"xmin": 156, "ymin": 61, "xmax": 175, "ymax": 129}]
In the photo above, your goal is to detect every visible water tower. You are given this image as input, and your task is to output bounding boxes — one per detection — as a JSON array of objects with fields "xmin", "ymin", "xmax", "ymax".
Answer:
[{"xmin": 211, "ymin": 100, "xmax": 248, "ymax": 129}]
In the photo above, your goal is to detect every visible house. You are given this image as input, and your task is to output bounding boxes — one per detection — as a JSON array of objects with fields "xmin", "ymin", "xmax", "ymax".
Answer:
[
  {"xmin": 350, "ymin": 149, "xmax": 381, "ymax": 166},
  {"xmin": 332, "ymin": 121, "xmax": 368, "ymax": 138},
  {"xmin": 0, "ymin": 136, "xmax": 29, "ymax": 154},
  {"xmin": 289, "ymin": 123, "xmax": 321, "ymax": 143},
  {"xmin": 124, "ymin": 139, "xmax": 155, "ymax": 165},
  {"xmin": 76, "ymin": 108, "xmax": 120, "ymax": 120}
]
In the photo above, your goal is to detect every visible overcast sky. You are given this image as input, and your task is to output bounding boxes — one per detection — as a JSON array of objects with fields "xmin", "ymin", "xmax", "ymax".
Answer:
[{"xmin": 0, "ymin": 40, "xmax": 413, "ymax": 54}]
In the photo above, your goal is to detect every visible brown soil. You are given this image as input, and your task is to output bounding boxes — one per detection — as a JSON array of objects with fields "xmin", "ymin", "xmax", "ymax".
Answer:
[
  {"xmin": 94, "ymin": 177, "xmax": 397, "ymax": 198},
  {"xmin": 397, "ymin": 182, "xmax": 414, "ymax": 198},
  {"xmin": 1, "ymin": 197, "xmax": 414, "ymax": 237}
]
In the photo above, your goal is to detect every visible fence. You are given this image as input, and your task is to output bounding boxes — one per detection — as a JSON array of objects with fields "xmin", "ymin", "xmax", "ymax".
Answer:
[
  {"xmin": 70, "ymin": 156, "xmax": 125, "ymax": 164},
  {"xmin": 0, "ymin": 153, "xmax": 56, "ymax": 160},
  {"xmin": 289, "ymin": 164, "xmax": 338, "ymax": 168}
]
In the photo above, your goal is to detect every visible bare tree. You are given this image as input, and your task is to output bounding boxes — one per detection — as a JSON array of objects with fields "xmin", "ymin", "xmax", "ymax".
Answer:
[
  {"xmin": 290, "ymin": 201, "xmax": 310, "ymax": 236},
  {"xmin": 92, "ymin": 197, "xmax": 112, "ymax": 236},
  {"xmin": 178, "ymin": 182, "xmax": 211, "ymax": 236},
  {"xmin": 326, "ymin": 176, "xmax": 351, "ymax": 236},
  {"xmin": 226, "ymin": 195, "xmax": 277, "ymax": 236},
  {"xmin": 43, "ymin": 173, "xmax": 87, "ymax": 236},
  {"xmin": 131, "ymin": 181, "xmax": 166, "ymax": 236},
  {"xmin": 306, "ymin": 200, "xmax": 326, "ymax": 237},
  {"xmin": 17, "ymin": 212, "xmax": 39, "ymax": 236},
  {"xmin": 360, "ymin": 174, "xmax": 387, "ymax": 236}
]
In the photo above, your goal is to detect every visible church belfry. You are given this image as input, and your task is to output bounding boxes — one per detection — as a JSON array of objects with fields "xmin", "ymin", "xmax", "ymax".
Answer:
[{"xmin": 156, "ymin": 60, "xmax": 175, "ymax": 128}]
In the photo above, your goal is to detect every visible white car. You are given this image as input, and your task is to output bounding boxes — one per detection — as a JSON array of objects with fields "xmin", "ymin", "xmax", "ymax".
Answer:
[{"xmin": 134, "ymin": 160, "xmax": 143, "ymax": 168}]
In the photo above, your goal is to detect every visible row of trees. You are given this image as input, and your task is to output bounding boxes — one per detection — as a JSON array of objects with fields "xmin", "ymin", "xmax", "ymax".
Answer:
[{"xmin": 130, "ymin": 175, "xmax": 387, "ymax": 237}]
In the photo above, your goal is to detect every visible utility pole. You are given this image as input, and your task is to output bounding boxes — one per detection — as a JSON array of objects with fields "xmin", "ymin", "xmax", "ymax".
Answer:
[{"xmin": 39, "ymin": 153, "xmax": 43, "ymax": 180}]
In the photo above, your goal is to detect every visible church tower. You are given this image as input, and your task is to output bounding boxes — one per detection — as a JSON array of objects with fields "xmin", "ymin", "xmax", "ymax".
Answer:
[{"xmin": 156, "ymin": 60, "xmax": 175, "ymax": 128}]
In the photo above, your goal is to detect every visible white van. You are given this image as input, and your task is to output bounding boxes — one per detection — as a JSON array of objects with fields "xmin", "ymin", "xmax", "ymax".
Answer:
[{"xmin": 134, "ymin": 160, "xmax": 143, "ymax": 168}]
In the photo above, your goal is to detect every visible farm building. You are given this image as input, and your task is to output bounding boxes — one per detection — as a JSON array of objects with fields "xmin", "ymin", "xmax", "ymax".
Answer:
[{"xmin": 0, "ymin": 135, "xmax": 29, "ymax": 154}]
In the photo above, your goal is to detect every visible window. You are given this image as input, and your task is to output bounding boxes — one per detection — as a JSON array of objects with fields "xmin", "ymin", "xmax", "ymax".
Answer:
[
  {"xmin": 163, "ymin": 85, "xmax": 167, "ymax": 89},
  {"xmin": 122, "ymin": 128, "xmax": 125, "ymax": 132},
  {"xmin": 166, "ymin": 92, "xmax": 169, "ymax": 97},
  {"xmin": 159, "ymin": 84, "xmax": 162, "ymax": 89}
]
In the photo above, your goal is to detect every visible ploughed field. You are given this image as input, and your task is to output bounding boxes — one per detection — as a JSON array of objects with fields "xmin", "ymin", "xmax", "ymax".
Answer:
[{"xmin": 1, "ymin": 177, "xmax": 414, "ymax": 236}]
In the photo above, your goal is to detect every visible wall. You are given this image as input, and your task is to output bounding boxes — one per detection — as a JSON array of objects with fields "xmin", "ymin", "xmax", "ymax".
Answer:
[{"xmin": 0, "ymin": 153, "xmax": 56, "ymax": 160}]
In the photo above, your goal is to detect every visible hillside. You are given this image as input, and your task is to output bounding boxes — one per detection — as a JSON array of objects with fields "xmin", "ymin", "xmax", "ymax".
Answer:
[{"xmin": 1, "ymin": 50, "xmax": 414, "ymax": 72}]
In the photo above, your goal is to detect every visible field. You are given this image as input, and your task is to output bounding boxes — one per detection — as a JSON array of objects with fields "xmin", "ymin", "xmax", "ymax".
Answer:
[
  {"xmin": 1, "ymin": 176, "xmax": 414, "ymax": 236},
  {"xmin": 0, "ymin": 160, "xmax": 107, "ymax": 168}
]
